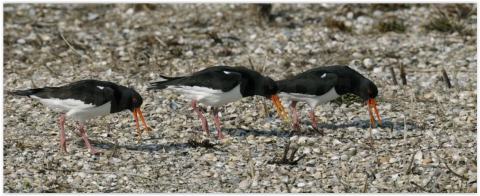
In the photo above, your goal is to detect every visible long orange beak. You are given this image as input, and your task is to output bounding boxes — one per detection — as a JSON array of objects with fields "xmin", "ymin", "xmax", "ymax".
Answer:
[
  {"xmin": 366, "ymin": 98, "xmax": 382, "ymax": 126},
  {"xmin": 270, "ymin": 94, "xmax": 289, "ymax": 124},
  {"xmin": 133, "ymin": 108, "xmax": 151, "ymax": 139}
]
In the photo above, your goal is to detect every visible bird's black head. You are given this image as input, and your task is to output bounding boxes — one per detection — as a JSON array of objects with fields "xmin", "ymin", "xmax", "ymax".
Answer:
[
  {"xmin": 357, "ymin": 79, "xmax": 378, "ymax": 101},
  {"xmin": 118, "ymin": 87, "xmax": 143, "ymax": 112},
  {"xmin": 255, "ymin": 77, "xmax": 278, "ymax": 99}
]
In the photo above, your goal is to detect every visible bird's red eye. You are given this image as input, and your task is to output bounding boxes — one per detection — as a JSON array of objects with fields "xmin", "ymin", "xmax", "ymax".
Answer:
[
  {"xmin": 367, "ymin": 89, "xmax": 372, "ymax": 94},
  {"xmin": 133, "ymin": 98, "xmax": 137, "ymax": 103},
  {"xmin": 269, "ymin": 86, "xmax": 274, "ymax": 90}
]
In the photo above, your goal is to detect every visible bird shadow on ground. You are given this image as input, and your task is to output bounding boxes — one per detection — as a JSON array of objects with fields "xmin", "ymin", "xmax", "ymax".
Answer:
[
  {"xmin": 313, "ymin": 119, "xmax": 421, "ymax": 131},
  {"xmin": 76, "ymin": 119, "xmax": 420, "ymax": 152},
  {"xmin": 75, "ymin": 140, "xmax": 204, "ymax": 152}
]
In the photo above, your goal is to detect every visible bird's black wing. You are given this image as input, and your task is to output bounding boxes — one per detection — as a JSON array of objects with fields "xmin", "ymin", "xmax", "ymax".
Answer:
[
  {"xmin": 15, "ymin": 80, "xmax": 115, "ymax": 107},
  {"xmin": 278, "ymin": 72, "xmax": 338, "ymax": 96},
  {"xmin": 149, "ymin": 70, "xmax": 243, "ymax": 92}
]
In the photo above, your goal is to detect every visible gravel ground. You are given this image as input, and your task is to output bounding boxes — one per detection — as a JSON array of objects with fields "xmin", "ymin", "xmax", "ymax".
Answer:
[{"xmin": 3, "ymin": 3, "xmax": 477, "ymax": 193}]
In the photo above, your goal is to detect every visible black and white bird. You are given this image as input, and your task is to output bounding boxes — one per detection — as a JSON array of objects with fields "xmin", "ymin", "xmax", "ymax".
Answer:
[
  {"xmin": 277, "ymin": 65, "xmax": 382, "ymax": 135},
  {"xmin": 148, "ymin": 65, "xmax": 289, "ymax": 139},
  {"xmin": 13, "ymin": 79, "xmax": 150, "ymax": 153}
]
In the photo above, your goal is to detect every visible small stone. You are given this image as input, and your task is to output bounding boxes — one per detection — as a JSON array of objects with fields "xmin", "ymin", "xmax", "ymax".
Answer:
[
  {"xmin": 291, "ymin": 187, "xmax": 302, "ymax": 193},
  {"xmin": 314, "ymin": 172, "xmax": 322, "ymax": 179},
  {"xmin": 347, "ymin": 127, "xmax": 357, "ymax": 132},
  {"xmin": 389, "ymin": 158, "xmax": 397, "ymax": 163},
  {"xmin": 363, "ymin": 58, "xmax": 374, "ymax": 68},
  {"xmin": 263, "ymin": 138, "xmax": 272, "ymax": 143},
  {"xmin": 411, "ymin": 138, "xmax": 421, "ymax": 144},
  {"xmin": 423, "ymin": 158, "xmax": 432, "ymax": 164},
  {"xmin": 203, "ymin": 153, "xmax": 217, "ymax": 161},
  {"xmin": 340, "ymin": 154, "xmax": 349, "ymax": 161},
  {"xmin": 201, "ymin": 171, "xmax": 211, "ymax": 177},
  {"xmin": 247, "ymin": 135, "xmax": 255, "ymax": 140},
  {"xmin": 78, "ymin": 172, "xmax": 87, "ymax": 178},
  {"xmin": 414, "ymin": 151, "xmax": 423, "ymax": 164},
  {"xmin": 185, "ymin": 50, "xmax": 194, "ymax": 57},
  {"xmin": 456, "ymin": 167, "xmax": 468, "ymax": 175},
  {"xmin": 297, "ymin": 182, "xmax": 306, "ymax": 187},
  {"xmin": 380, "ymin": 157, "xmax": 390, "ymax": 163},
  {"xmin": 73, "ymin": 177, "xmax": 82, "ymax": 184},
  {"xmin": 373, "ymin": 67, "xmax": 382, "ymax": 73},
  {"xmin": 298, "ymin": 136, "xmax": 308, "ymax": 144},
  {"xmin": 239, "ymin": 180, "xmax": 251, "ymax": 189}
]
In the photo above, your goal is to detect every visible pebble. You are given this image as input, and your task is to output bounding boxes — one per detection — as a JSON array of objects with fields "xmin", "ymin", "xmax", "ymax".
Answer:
[
  {"xmin": 297, "ymin": 182, "xmax": 306, "ymax": 187},
  {"xmin": 239, "ymin": 180, "xmax": 251, "ymax": 189},
  {"xmin": 73, "ymin": 177, "xmax": 82, "ymax": 184}
]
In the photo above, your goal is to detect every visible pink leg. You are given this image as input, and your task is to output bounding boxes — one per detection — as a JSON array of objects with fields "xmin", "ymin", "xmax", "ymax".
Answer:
[
  {"xmin": 79, "ymin": 124, "xmax": 105, "ymax": 154},
  {"xmin": 191, "ymin": 100, "xmax": 210, "ymax": 135},
  {"xmin": 213, "ymin": 108, "xmax": 226, "ymax": 140},
  {"xmin": 309, "ymin": 110, "xmax": 324, "ymax": 136},
  {"xmin": 291, "ymin": 101, "xmax": 302, "ymax": 133},
  {"xmin": 60, "ymin": 114, "xmax": 68, "ymax": 153}
]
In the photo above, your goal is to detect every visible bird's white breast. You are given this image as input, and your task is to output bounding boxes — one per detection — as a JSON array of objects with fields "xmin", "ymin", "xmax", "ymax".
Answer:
[
  {"xmin": 31, "ymin": 95, "xmax": 111, "ymax": 123},
  {"xmin": 278, "ymin": 87, "xmax": 340, "ymax": 110},
  {"xmin": 167, "ymin": 84, "xmax": 243, "ymax": 107}
]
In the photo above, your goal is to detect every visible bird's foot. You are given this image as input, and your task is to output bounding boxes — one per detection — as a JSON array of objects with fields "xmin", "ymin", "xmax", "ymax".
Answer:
[
  {"xmin": 218, "ymin": 134, "xmax": 226, "ymax": 140},
  {"xmin": 59, "ymin": 141, "xmax": 68, "ymax": 153}
]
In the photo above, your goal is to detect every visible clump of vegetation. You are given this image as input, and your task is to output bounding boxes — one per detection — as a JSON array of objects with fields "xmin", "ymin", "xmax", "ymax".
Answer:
[
  {"xmin": 331, "ymin": 93, "xmax": 363, "ymax": 107},
  {"xmin": 377, "ymin": 18, "xmax": 406, "ymax": 33},
  {"xmin": 323, "ymin": 18, "xmax": 352, "ymax": 33},
  {"xmin": 423, "ymin": 4, "xmax": 476, "ymax": 35},
  {"xmin": 267, "ymin": 141, "xmax": 306, "ymax": 165},
  {"xmin": 133, "ymin": 3, "xmax": 157, "ymax": 12},
  {"xmin": 187, "ymin": 138, "xmax": 215, "ymax": 149},
  {"xmin": 249, "ymin": 4, "xmax": 273, "ymax": 23},
  {"xmin": 369, "ymin": 3, "xmax": 413, "ymax": 12}
]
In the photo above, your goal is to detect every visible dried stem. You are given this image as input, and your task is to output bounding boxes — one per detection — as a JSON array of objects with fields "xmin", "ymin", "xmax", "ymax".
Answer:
[
  {"xmin": 443, "ymin": 160, "xmax": 469, "ymax": 181},
  {"xmin": 289, "ymin": 148, "xmax": 298, "ymax": 163},
  {"xmin": 107, "ymin": 138, "xmax": 118, "ymax": 159},
  {"xmin": 390, "ymin": 67, "xmax": 398, "ymax": 85},
  {"xmin": 411, "ymin": 181, "xmax": 428, "ymax": 192},
  {"xmin": 59, "ymin": 31, "xmax": 92, "ymax": 63},
  {"xmin": 281, "ymin": 141, "xmax": 290, "ymax": 163},
  {"xmin": 442, "ymin": 68, "xmax": 452, "ymax": 89},
  {"xmin": 404, "ymin": 153, "xmax": 415, "ymax": 175},
  {"xmin": 248, "ymin": 150, "xmax": 255, "ymax": 178},
  {"xmin": 362, "ymin": 175, "xmax": 368, "ymax": 193},
  {"xmin": 400, "ymin": 63, "xmax": 407, "ymax": 85},
  {"xmin": 155, "ymin": 36, "xmax": 168, "ymax": 48}
]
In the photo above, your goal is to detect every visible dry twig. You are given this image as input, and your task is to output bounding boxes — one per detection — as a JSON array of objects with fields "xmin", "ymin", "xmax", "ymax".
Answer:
[
  {"xmin": 59, "ymin": 31, "xmax": 92, "ymax": 63},
  {"xmin": 442, "ymin": 68, "xmax": 452, "ymax": 88},
  {"xmin": 400, "ymin": 63, "xmax": 407, "ymax": 85},
  {"xmin": 443, "ymin": 160, "xmax": 469, "ymax": 181}
]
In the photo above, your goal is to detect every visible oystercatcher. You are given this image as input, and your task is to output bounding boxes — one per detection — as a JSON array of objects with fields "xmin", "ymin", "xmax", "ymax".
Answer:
[
  {"xmin": 148, "ymin": 65, "xmax": 289, "ymax": 139},
  {"xmin": 277, "ymin": 65, "xmax": 381, "ymax": 135},
  {"xmin": 13, "ymin": 79, "xmax": 150, "ymax": 153}
]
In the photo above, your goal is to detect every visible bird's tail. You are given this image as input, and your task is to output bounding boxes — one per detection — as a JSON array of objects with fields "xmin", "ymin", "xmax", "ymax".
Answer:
[
  {"xmin": 147, "ymin": 75, "xmax": 184, "ymax": 90},
  {"xmin": 12, "ymin": 89, "xmax": 43, "ymax": 97}
]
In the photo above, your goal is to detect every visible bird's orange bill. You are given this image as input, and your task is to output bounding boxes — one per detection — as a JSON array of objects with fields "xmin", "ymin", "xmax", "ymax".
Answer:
[
  {"xmin": 270, "ymin": 94, "xmax": 290, "ymax": 123},
  {"xmin": 367, "ymin": 98, "xmax": 382, "ymax": 126},
  {"xmin": 133, "ymin": 108, "xmax": 151, "ymax": 139}
]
